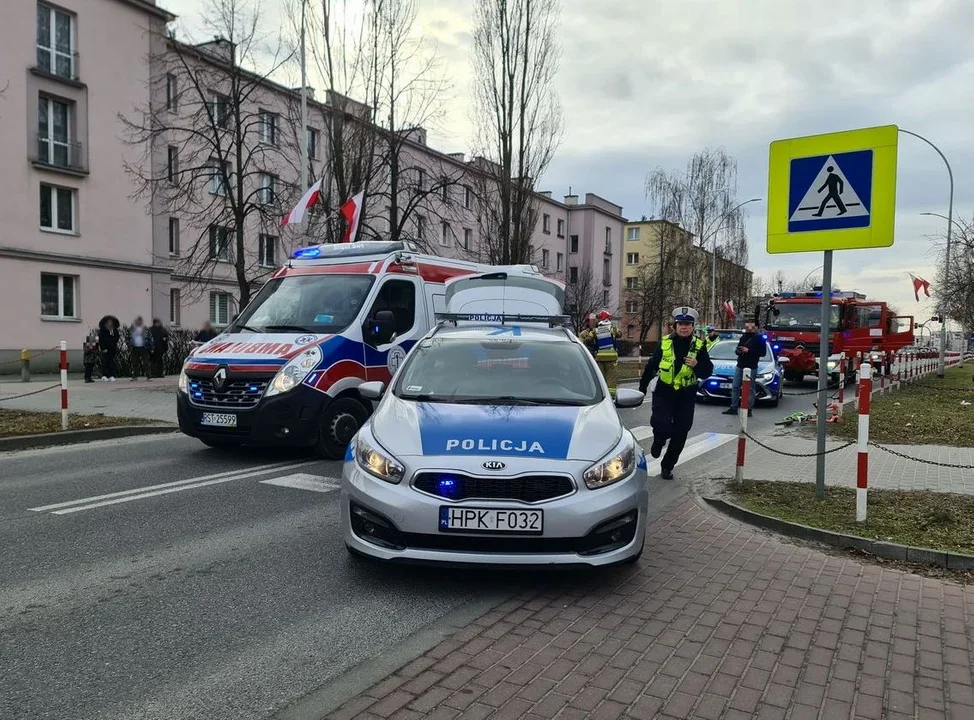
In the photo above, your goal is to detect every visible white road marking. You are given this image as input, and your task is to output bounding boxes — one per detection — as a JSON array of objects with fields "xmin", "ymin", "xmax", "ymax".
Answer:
[
  {"xmin": 30, "ymin": 460, "xmax": 318, "ymax": 515},
  {"xmin": 259, "ymin": 473, "xmax": 341, "ymax": 493},
  {"xmin": 630, "ymin": 427, "xmax": 736, "ymax": 474},
  {"xmin": 631, "ymin": 425, "xmax": 654, "ymax": 442}
]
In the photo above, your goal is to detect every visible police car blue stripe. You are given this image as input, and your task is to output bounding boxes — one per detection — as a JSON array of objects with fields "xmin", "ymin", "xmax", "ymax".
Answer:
[{"xmin": 417, "ymin": 403, "xmax": 579, "ymax": 458}]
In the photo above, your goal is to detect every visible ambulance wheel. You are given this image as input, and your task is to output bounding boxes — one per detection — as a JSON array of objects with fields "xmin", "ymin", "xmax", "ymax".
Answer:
[{"xmin": 317, "ymin": 398, "xmax": 369, "ymax": 460}]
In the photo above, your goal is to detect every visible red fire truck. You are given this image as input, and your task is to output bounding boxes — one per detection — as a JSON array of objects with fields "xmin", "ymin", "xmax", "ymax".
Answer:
[{"xmin": 763, "ymin": 290, "xmax": 915, "ymax": 383}]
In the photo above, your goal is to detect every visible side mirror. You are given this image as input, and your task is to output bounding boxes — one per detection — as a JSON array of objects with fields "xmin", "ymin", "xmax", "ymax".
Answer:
[
  {"xmin": 777, "ymin": 356, "xmax": 790, "ymax": 364},
  {"xmin": 614, "ymin": 387, "xmax": 644, "ymax": 408},
  {"xmin": 368, "ymin": 310, "xmax": 396, "ymax": 345},
  {"xmin": 359, "ymin": 381, "xmax": 385, "ymax": 400}
]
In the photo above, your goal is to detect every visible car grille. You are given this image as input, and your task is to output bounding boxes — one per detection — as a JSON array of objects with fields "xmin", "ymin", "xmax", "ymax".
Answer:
[
  {"xmin": 412, "ymin": 472, "xmax": 574, "ymax": 503},
  {"xmin": 188, "ymin": 377, "xmax": 271, "ymax": 409}
]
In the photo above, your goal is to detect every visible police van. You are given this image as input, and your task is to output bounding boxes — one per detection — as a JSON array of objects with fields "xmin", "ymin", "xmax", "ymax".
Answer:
[
  {"xmin": 177, "ymin": 241, "xmax": 537, "ymax": 458},
  {"xmin": 341, "ymin": 271, "xmax": 650, "ymax": 567}
]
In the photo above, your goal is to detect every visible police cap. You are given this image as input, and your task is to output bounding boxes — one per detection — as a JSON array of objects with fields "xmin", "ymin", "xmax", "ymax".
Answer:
[{"xmin": 672, "ymin": 306, "xmax": 698, "ymax": 324}]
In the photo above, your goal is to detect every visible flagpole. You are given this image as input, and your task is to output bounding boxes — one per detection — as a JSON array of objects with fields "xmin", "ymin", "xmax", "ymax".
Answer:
[{"xmin": 299, "ymin": 0, "xmax": 309, "ymax": 223}]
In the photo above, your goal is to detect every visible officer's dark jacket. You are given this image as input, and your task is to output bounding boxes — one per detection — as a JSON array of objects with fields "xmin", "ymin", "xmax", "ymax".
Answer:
[
  {"xmin": 638, "ymin": 334, "xmax": 714, "ymax": 394},
  {"xmin": 736, "ymin": 330, "xmax": 767, "ymax": 370}
]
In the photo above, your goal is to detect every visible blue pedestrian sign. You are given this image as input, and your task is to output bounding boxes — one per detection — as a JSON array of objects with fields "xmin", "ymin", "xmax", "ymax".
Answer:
[{"xmin": 788, "ymin": 150, "xmax": 872, "ymax": 233}]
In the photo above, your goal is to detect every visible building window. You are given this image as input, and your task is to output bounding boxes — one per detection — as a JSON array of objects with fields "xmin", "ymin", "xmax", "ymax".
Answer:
[
  {"xmin": 557, "ymin": 219, "xmax": 565, "ymax": 238},
  {"xmin": 528, "ymin": 244, "xmax": 535, "ymax": 261},
  {"xmin": 169, "ymin": 288, "xmax": 181, "ymax": 326},
  {"xmin": 166, "ymin": 73, "xmax": 178, "ymax": 111},
  {"xmin": 39, "ymin": 183, "xmax": 75, "ymax": 232},
  {"xmin": 626, "ymin": 252, "xmax": 639, "ymax": 265},
  {"xmin": 440, "ymin": 222, "xmax": 451, "ymax": 248},
  {"xmin": 603, "ymin": 290, "xmax": 609, "ymax": 305},
  {"xmin": 208, "ymin": 160, "xmax": 230, "ymax": 196},
  {"xmin": 167, "ymin": 146, "xmax": 179, "ymax": 183},
  {"xmin": 208, "ymin": 225, "xmax": 232, "ymax": 261},
  {"xmin": 627, "ymin": 227, "xmax": 640, "ymax": 241},
  {"xmin": 463, "ymin": 228, "xmax": 472, "ymax": 250},
  {"xmin": 603, "ymin": 258, "xmax": 611, "ymax": 284},
  {"xmin": 626, "ymin": 300, "xmax": 638, "ymax": 313},
  {"xmin": 569, "ymin": 266, "xmax": 578, "ymax": 283},
  {"xmin": 168, "ymin": 217, "xmax": 180, "ymax": 256},
  {"xmin": 627, "ymin": 324, "xmax": 635, "ymax": 339},
  {"xmin": 306, "ymin": 127, "xmax": 318, "ymax": 159},
  {"xmin": 464, "ymin": 186, "xmax": 473, "ymax": 209},
  {"xmin": 569, "ymin": 235, "xmax": 579, "ymax": 253},
  {"xmin": 542, "ymin": 214, "xmax": 551, "ymax": 233},
  {"xmin": 37, "ymin": 95, "xmax": 71, "ymax": 168},
  {"xmin": 209, "ymin": 94, "xmax": 230, "ymax": 128},
  {"xmin": 258, "ymin": 173, "xmax": 277, "ymax": 204},
  {"xmin": 417, "ymin": 169, "xmax": 426, "ymax": 190},
  {"xmin": 556, "ymin": 252, "xmax": 563, "ymax": 271},
  {"xmin": 259, "ymin": 234, "xmax": 277, "ymax": 267},
  {"xmin": 605, "ymin": 227, "xmax": 612, "ymax": 244},
  {"xmin": 40, "ymin": 273, "xmax": 76, "ymax": 319},
  {"xmin": 441, "ymin": 181, "xmax": 449, "ymax": 202},
  {"xmin": 541, "ymin": 249, "xmax": 549, "ymax": 268},
  {"xmin": 258, "ymin": 110, "xmax": 277, "ymax": 144},
  {"xmin": 210, "ymin": 292, "xmax": 231, "ymax": 326},
  {"xmin": 625, "ymin": 277, "xmax": 638, "ymax": 290},
  {"xmin": 416, "ymin": 214, "xmax": 426, "ymax": 241},
  {"xmin": 36, "ymin": 4, "xmax": 75, "ymax": 79}
]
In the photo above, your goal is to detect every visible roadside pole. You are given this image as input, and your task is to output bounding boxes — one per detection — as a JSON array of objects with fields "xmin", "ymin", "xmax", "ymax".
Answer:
[
  {"xmin": 59, "ymin": 340, "xmax": 68, "ymax": 431},
  {"xmin": 856, "ymin": 363, "xmax": 872, "ymax": 522},
  {"xmin": 815, "ymin": 252, "xmax": 832, "ymax": 499}
]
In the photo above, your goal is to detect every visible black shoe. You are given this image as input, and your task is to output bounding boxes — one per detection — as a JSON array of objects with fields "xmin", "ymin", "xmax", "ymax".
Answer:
[
  {"xmin": 748, "ymin": 410, "xmax": 753, "ymax": 417},
  {"xmin": 650, "ymin": 438, "xmax": 664, "ymax": 459},
  {"xmin": 723, "ymin": 407, "xmax": 737, "ymax": 415},
  {"xmin": 661, "ymin": 467, "xmax": 674, "ymax": 480}
]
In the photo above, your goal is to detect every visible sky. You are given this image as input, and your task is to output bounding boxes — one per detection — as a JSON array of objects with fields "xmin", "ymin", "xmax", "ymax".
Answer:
[{"xmin": 162, "ymin": 0, "xmax": 974, "ymax": 326}]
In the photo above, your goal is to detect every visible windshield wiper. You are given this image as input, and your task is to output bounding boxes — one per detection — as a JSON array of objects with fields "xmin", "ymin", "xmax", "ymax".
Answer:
[
  {"xmin": 236, "ymin": 324, "xmax": 263, "ymax": 333},
  {"xmin": 398, "ymin": 392, "xmax": 448, "ymax": 402},
  {"xmin": 264, "ymin": 324, "xmax": 315, "ymax": 333},
  {"xmin": 453, "ymin": 396, "xmax": 586, "ymax": 406}
]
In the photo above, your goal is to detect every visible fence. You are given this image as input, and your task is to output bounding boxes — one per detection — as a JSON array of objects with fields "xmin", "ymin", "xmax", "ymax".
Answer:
[{"xmin": 0, "ymin": 340, "xmax": 69, "ymax": 430}]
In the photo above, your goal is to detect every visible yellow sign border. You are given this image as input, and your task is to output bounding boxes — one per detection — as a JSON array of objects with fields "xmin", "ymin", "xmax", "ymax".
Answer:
[{"xmin": 766, "ymin": 125, "xmax": 898, "ymax": 254}]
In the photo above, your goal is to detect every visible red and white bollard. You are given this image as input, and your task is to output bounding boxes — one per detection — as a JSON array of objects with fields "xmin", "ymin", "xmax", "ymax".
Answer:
[
  {"xmin": 836, "ymin": 354, "xmax": 847, "ymax": 416},
  {"xmin": 856, "ymin": 363, "xmax": 872, "ymax": 522},
  {"xmin": 735, "ymin": 368, "xmax": 751, "ymax": 483},
  {"xmin": 59, "ymin": 339, "xmax": 68, "ymax": 430}
]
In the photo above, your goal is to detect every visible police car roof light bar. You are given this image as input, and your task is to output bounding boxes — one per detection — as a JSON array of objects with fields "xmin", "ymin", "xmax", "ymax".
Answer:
[{"xmin": 435, "ymin": 312, "xmax": 570, "ymax": 328}]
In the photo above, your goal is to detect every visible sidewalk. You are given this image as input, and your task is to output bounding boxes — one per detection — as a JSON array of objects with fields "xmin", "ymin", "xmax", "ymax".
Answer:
[{"xmin": 0, "ymin": 375, "xmax": 177, "ymax": 423}]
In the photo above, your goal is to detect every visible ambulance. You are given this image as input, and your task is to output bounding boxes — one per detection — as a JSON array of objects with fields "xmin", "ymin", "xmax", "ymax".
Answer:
[{"xmin": 176, "ymin": 241, "xmax": 544, "ymax": 459}]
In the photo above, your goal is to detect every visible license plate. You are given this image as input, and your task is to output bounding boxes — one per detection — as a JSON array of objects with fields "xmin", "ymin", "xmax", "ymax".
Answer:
[
  {"xmin": 201, "ymin": 412, "xmax": 237, "ymax": 428},
  {"xmin": 439, "ymin": 506, "xmax": 543, "ymax": 534},
  {"xmin": 719, "ymin": 382, "xmax": 732, "ymax": 389}
]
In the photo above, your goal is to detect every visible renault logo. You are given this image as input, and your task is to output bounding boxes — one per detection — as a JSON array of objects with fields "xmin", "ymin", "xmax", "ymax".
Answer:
[
  {"xmin": 482, "ymin": 460, "xmax": 506, "ymax": 471},
  {"xmin": 213, "ymin": 367, "xmax": 228, "ymax": 391}
]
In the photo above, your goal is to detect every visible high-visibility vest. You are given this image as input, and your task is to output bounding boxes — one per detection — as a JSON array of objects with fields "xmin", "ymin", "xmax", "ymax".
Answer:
[
  {"xmin": 706, "ymin": 336, "xmax": 719, "ymax": 351},
  {"xmin": 659, "ymin": 336, "xmax": 703, "ymax": 390},
  {"xmin": 595, "ymin": 323, "xmax": 616, "ymax": 353}
]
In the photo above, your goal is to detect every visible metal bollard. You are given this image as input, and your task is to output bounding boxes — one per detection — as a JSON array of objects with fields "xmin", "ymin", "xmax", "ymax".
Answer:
[
  {"xmin": 735, "ymin": 368, "xmax": 751, "ymax": 484},
  {"xmin": 21, "ymin": 348, "xmax": 30, "ymax": 382},
  {"xmin": 856, "ymin": 363, "xmax": 872, "ymax": 523},
  {"xmin": 60, "ymin": 341, "xmax": 68, "ymax": 430}
]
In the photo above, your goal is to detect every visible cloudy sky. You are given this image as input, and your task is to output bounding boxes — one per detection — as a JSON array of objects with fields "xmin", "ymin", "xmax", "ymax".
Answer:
[{"xmin": 164, "ymin": 0, "xmax": 974, "ymax": 323}]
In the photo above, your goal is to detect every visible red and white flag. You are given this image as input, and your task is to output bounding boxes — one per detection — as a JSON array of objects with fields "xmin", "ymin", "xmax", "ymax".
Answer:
[
  {"xmin": 340, "ymin": 191, "xmax": 365, "ymax": 244},
  {"xmin": 909, "ymin": 273, "xmax": 931, "ymax": 301},
  {"xmin": 280, "ymin": 178, "xmax": 323, "ymax": 227},
  {"xmin": 722, "ymin": 300, "xmax": 736, "ymax": 321}
]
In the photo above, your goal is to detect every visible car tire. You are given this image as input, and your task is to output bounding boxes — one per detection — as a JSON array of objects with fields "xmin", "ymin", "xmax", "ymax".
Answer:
[
  {"xmin": 784, "ymin": 370, "xmax": 802, "ymax": 383},
  {"xmin": 200, "ymin": 438, "xmax": 242, "ymax": 450},
  {"xmin": 317, "ymin": 397, "xmax": 369, "ymax": 460},
  {"xmin": 770, "ymin": 389, "xmax": 781, "ymax": 408}
]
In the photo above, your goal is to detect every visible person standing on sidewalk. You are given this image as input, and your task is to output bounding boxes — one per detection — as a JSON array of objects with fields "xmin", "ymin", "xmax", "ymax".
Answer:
[
  {"xmin": 149, "ymin": 319, "xmax": 169, "ymax": 378},
  {"xmin": 723, "ymin": 313, "xmax": 767, "ymax": 417},
  {"xmin": 98, "ymin": 315, "xmax": 120, "ymax": 382},
  {"xmin": 638, "ymin": 307, "xmax": 714, "ymax": 480},
  {"xmin": 128, "ymin": 316, "xmax": 152, "ymax": 381}
]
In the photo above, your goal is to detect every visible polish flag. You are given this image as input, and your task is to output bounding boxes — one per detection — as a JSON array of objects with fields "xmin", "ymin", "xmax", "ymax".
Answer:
[
  {"xmin": 340, "ymin": 191, "xmax": 365, "ymax": 244},
  {"xmin": 722, "ymin": 300, "xmax": 736, "ymax": 321},
  {"xmin": 909, "ymin": 274, "xmax": 931, "ymax": 301},
  {"xmin": 280, "ymin": 178, "xmax": 323, "ymax": 227}
]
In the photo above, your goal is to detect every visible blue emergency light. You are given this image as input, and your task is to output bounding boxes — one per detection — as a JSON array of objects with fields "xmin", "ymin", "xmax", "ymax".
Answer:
[{"xmin": 292, "ymin": 246, "xmax": 322, "ymax": 258}]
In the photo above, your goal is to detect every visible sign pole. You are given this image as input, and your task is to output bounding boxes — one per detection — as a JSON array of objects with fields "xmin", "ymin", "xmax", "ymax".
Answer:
[{"xmin": 815, "ymin": 250, "xmax": 833, "ymax": 499}]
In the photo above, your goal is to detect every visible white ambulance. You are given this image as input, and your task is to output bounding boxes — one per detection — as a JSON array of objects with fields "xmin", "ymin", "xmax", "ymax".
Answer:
[{"xmin": 176, "ymin": 241, "xmax": 544, "ymax": 459}]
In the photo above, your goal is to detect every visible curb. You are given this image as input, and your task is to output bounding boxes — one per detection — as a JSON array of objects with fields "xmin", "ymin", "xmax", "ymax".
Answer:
[
  {"xmin": 702, "ymin": 496, "xmax": 974, "ymax": 571},
  {"xmin": 0, "ymin": 424, "xmax": 178, "ymax": 452}
]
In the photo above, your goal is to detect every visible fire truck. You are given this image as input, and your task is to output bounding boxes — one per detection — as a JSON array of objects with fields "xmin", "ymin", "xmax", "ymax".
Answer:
[{"xmin": 763, "ymin": 289, "xmax": 915, "ymax": 383}]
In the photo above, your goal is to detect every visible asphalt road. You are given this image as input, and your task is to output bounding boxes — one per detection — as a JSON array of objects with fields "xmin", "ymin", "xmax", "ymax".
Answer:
[{"xmin": 0, "ymin": 384, "xmax": 817, "ymax": 720}]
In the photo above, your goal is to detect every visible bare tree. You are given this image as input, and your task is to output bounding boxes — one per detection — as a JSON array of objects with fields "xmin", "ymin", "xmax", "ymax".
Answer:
[
  {"xmin": 624, "ymin": 223, "xmax": 695, "ymax": 341},
  {"xmin": 935, "ymin": 214, "xmax": 974, "ymax": 333},
  {"xmin": 121, "ymin": 0, "xmax": 298, "ymax": 308},
  {"xmin": 564, "ymin": 267, "xmax": 602, "ymax": 334},
  {"xmin": 472, "ymin": 0, "xmax": 564, "ymax": 264}
]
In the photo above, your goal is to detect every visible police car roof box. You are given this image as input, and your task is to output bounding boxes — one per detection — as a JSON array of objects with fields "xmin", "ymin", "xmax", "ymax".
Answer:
[{"xmin": 440, "ymin": 267, "xmax": 568, "ymax": 326}]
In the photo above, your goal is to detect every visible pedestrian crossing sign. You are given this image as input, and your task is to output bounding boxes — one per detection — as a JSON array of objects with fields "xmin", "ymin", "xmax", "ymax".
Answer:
[{"xmin": 767, "ymin": 125, "xmax": 898, "ymax": 254}]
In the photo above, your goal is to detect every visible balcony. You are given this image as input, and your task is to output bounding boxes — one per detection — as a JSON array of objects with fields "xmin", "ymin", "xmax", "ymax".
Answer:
[
  {"xmin": 32, "ymin": 50, "xmax": 82, "ymax": 86},
  {"xmin": 31, "ymin": 134, "xmax": 88, "ymax": 176}
]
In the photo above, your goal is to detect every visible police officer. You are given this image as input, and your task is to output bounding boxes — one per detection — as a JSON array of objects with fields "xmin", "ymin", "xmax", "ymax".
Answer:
[
  {"xmin": 638, "ymin": 307, "xmax": 714, "ymax": 479},
  {"xmin": 705, "ymin": 326, "xmax": 720, "ymax": 351}
]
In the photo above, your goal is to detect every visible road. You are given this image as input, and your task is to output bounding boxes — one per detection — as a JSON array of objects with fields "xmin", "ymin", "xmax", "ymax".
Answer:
[{"xmin": 0, "ymin": 387, "xmax": 816, "ymax": 720}]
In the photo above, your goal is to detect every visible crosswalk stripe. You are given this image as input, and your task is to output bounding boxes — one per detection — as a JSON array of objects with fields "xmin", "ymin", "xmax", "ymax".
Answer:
[{"xmin": 259, "ymin": 474, "xmax": 341, "ymax": 493}]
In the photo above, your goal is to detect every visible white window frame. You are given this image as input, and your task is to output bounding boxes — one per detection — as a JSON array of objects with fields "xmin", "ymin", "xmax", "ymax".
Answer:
[
  {"xmin": 306, "ymin": 126, "xmax": 318, "ymax": 159},
  {"xmin": 208, "ymin": 159, "xmax": 230, "ymax": 196},
  {"xmin": 39, "ymin": 182, "xmax": 75, "ymax": 233},
  {"xmin": 210, "ymin": 291, "xmax": 231, "ymax": 326},
  {"xmin": 167, "ymin": 145, "xmax": 179, "ymax": 183},
  {"xmin": 166, "ymin": 73, "xmax": 178, "ymax": 112},
  {"xmin": 627, "ymin": 227, "xmax": 640, "ymax": 241},
  {"xmin": 259, "ymin": 234, "xmax": 277, "ymax": 268},
  {"xmin": 37, "ymin": 95, "xmax": 71, "ymax": 167},
  {"xmin": 208, "ymin": 224, "xmax": 232, "ymax": 261},
  {"xmin": 40, "ymin": 272, "xmax": 77, "ymax": 319},
  {"xmin": 464, "ymin": 186, "xmax": 473, "ymax": 209},
  {"xmin": 169, "ymin": 288, "xmax": 181, "ymax": 326},
  {"xmin": 36, "ymin": 4, "xmax": 74, "ymax": 79},
  {"xmin": 209, "ymin": 94, "xmax": 230, "ymax": 129},
  {"xmin": 556, "ymin": 252, "xmax": 563, "ymax": 271},
  {"xmin": 543, "ymin": 214, "xmax": 551, "ymax": 233},
  {"xmin": 626, "ymin": 252, "xmax": 639, "ymax": 265},
  {"xmin": 557, "ymin": 219, "xmax": 565, "ymax": 238},
  {"xmin": 258, "ymin": 110, "xmax": 278, "ymax": 145},
  {"xmin": 626, "ymin": 300, "xmax": 638, "ymax": 313},
  {"xmin": 463, "ymin": 228, "xmax": 473, "ymax": 250},
  {"xmin": 440, "ymin": 222, "xmax": 451, "ymax": 248},
  {"xmin": 168, "ymin": 217, "xmax": 180, "ymax": 256},
  {"xmin": 541, "ymin": 249, "xmax": 549, "ymax": 268},
  {"xmin": 258, "ymin": 173, "xmax": 277, "ymax": 205},
  {"xmin": 625, "ymin": 277, "xmax": 638, "ymax": 290}
]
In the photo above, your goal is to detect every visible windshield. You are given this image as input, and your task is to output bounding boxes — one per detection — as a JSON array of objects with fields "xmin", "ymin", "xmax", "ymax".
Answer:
[
  {"xmin": 394, "ymin": 337, "xmax": 602, "ymax": 405},
  {"xmin": 768, "ymin": 303, "xmax": 840, "ymax": 330},
  {"xmin": 709, "ymin": 340, "xmax": 773, "ymax": 362},
  {"xmin": 231, "ymin": 274, "xmax": 375, "ymax": 334}
]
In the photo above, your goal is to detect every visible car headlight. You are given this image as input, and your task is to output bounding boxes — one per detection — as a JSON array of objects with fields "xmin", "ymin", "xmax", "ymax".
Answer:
[
  {"xmin": 583, "ymin": 438, "xmax": 636, "ymax": 490},
  {"xmin": 758, "ymin": 371, "xmax": 775, "ymax": 381},
  {"xmin": 355, "ymin": 434, "xmax": 404, "ymax": 484},
  {"xmin": 827, "ymin": 361, "xmax": 837, "ymax": 371},
  {"xmin": 178, "ymin": 369, "xmax": 188, "ymax": 393},
  {"xmin": 265, "ymin": 344, "xmax": 323, "ymax": 397}
]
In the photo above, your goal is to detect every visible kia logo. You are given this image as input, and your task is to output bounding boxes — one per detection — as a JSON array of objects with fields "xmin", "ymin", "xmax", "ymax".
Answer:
[
  {"xmin": 482, "ymin": 460, "xmax": 506, "ymax": 471},
  {"xmin": 212, "ymin": 367, "xmax": 228, "ymax": 391}
]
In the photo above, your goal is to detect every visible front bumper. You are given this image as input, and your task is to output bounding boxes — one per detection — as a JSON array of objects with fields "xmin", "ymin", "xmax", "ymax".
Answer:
[
  {"xmin": 697, "ymin": 375, "xmax": 779, "ymax": 403},
  {"xmin": 176, "ymin": 385, "xmax": 331, "ymax": 446},
  {"xmin": 342, "ymin": 460, "xmax": 649, "ymax": 567}
]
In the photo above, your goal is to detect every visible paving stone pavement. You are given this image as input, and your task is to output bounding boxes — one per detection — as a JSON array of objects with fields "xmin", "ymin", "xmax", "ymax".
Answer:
[
  {"xmin": 327, "ymin": 497, "xmax": 974, "ymax": 720},
  {"xmin": 0, "ymin": 375, "xmax": 177, "ymax": 423}
]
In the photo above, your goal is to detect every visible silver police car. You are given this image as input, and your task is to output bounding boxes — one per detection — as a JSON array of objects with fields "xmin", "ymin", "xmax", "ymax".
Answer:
[{"xmin": 341, "ymin": 321, "xmax": 649, "ymax": 567}]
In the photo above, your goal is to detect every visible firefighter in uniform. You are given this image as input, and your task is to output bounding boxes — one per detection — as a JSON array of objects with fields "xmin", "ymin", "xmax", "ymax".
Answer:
[
  {"xmin": 638, "ymin": 307, "xmax": 714, "ymax": 479},
  {"xmin": 581, "ymin": 311, "xmax": 621, "ymax": 396}
]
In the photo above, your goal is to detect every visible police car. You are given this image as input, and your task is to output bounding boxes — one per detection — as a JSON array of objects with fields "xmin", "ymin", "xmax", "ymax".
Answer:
[
  {"xmin": 697, "ymin": 339, "xmax": 785, "ymax": 406},
  {"xmin": 341, "ymin": 272, "xmax": 650, "ymax": 567}
]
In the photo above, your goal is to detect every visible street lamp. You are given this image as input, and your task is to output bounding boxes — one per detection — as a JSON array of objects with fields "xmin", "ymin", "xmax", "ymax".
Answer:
[
  {"xmin": 901, "ymin": 129, "xmax": 954, "ymax": 378},
  {"xmin": 801, "ymin": 265, "xmax": 824, "ymax": 290},
  {"xmin": 708, "ymin": 197, "xmax": 762, "ymax": 326}
]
